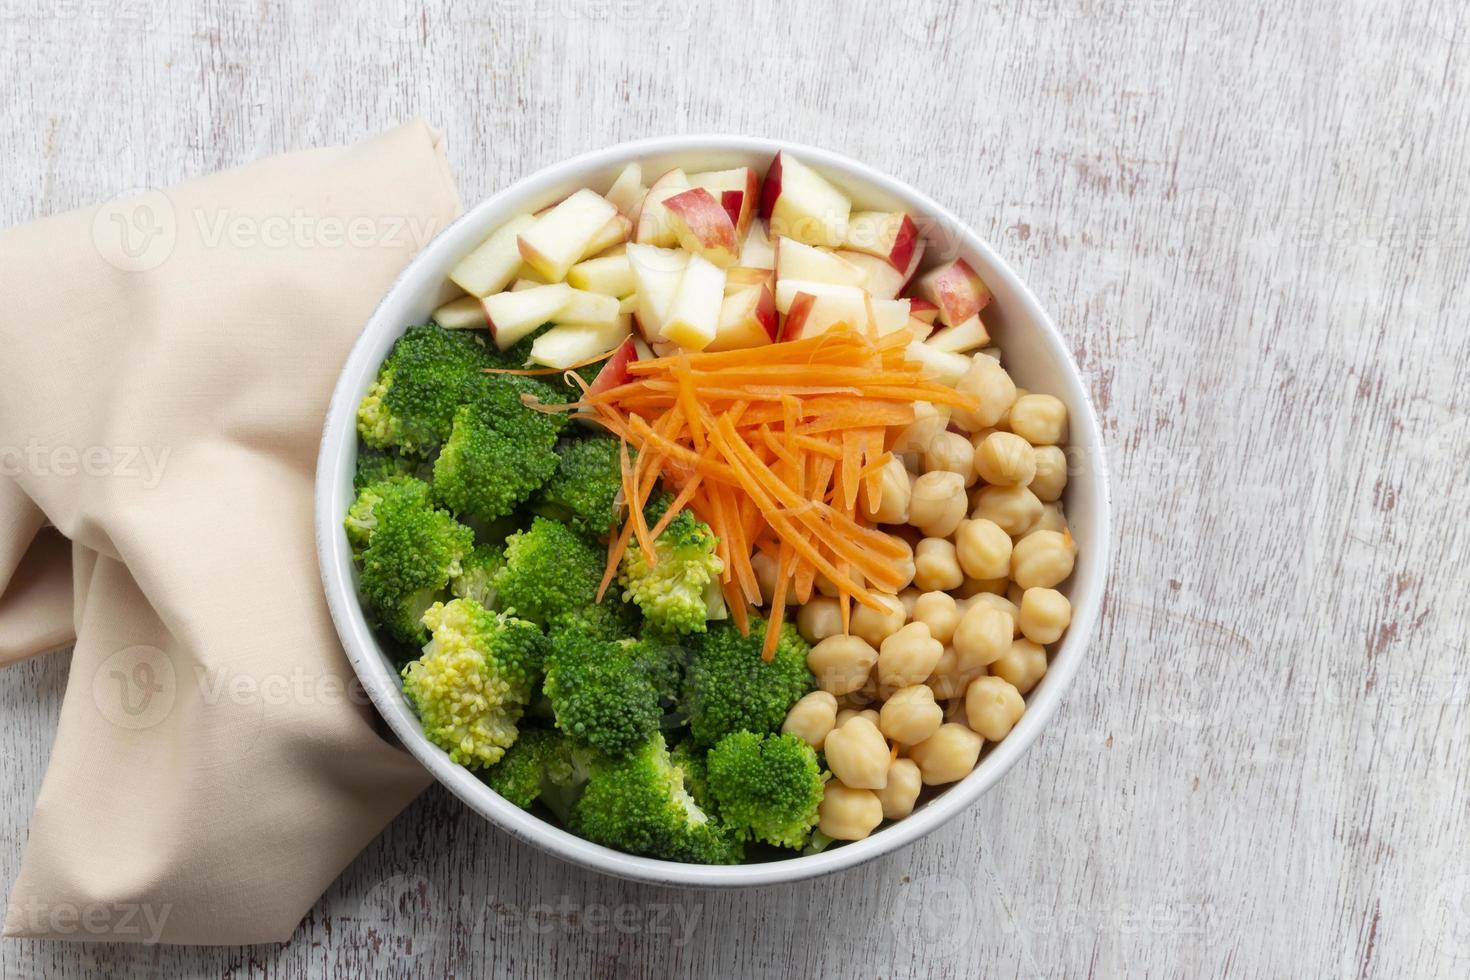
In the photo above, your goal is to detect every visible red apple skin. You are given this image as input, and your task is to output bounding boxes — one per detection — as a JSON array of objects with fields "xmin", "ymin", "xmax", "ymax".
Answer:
[
  {"xmin": 720, "ymin": 190, "xmax": 744, "ymax": 229},
  {"xmin": 908, "ymin": 298, "xmax": 940, "ymax": 324},
  {"xmin": 664, "ymin": 187, "xmax": 738, "ymax": 259},
  {"xmin": 782, "ymin": 290, "xmax": 816, "ymax": 340},
  {"xmin": 887, "ymin": 213, "xmax": 919, "ymax": 271},
  {"xmin": 758, "ymin": 152, "xmax": 784, "ymax": 221},
  {"xmin": 922, "ymin": 258, "xmax": 991, "ymax": 326},
  {"xmin": 754, "ymin": 282, "xmax": 779, "ymax": 341},
  {"xmin": 588, "ymin": 336, "xmax": 638, "ymax": 398},
  {"xmin": 724, "ymin": 168, "xmax": 760, "ymax": 238}
]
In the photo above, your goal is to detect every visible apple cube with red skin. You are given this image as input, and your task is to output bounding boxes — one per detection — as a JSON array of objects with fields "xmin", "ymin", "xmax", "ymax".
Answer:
[
  {"xmin": 529, "ymin": 317, "xmax": 633, "ymax": 370},
  {"xmin": 833, "ymin": 236, "xmax": 926, "ymax": 299},
  {"xmin": 708, "ymin": 281, "xmax": 779, "ymax": 352},
  {"xmin": 482, "ymin": 283, "xmax": 573, "ymax": 349},
  {"xmin": 907, "ymin": 297, "xmax": 940, "ymax": 324},
  {"xmin": 912, "ymin": 258, "xmax": 991, "ymax": 327},
  {"xmin": 663, "ymin": 187, "xmax": 740, "ymax": 267},
  {"xmin": 842, "ymin": 211, "xmax": 919, "ymax": 271},
  {"xmin": 925, "ymin": 313, "xmax": 991, "ymax": 353},
  {"xmin": 758, "ymin": 151, "xmax": 851, "ymax": 247},
  {"xmin": 633, "ymin": 169, "xmax": 691, "ymax": 247},
  {"xmin": 774, "ymin": 281, "xmax": 868, "ymax": 338},
  {"xmin": 588, "ymin": 335, "xmax": 639, "ymax": 398},
  {"xmin": 690, "ymin": 167, "xmax": 761, "ymax": 239},
  {"xmin": 775, "ymin": 238, "xmax": 867, "ymax": 287}
]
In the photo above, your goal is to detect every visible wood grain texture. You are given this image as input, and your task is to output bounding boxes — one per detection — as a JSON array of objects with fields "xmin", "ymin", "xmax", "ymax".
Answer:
[{"xmin": 3, "ymin": 0, "xmax": 1468, "ymax": 976}]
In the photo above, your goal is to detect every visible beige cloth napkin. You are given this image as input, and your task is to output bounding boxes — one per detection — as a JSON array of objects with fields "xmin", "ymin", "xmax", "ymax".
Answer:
[{"xmin": 0, "ymin": 122, "xmax": 461, "ymax": 944}]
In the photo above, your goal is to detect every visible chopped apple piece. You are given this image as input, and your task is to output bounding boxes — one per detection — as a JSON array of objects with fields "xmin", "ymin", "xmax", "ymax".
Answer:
[
  {"xmin": 708, "ymin": 281, "xmax": 779, "ymax": 352},
  {"xmin": 775, "ymin": 238, "xmax": 867, "ymax": 287},
  {"xmin": 904, "ymin": 342, "xmax": 971, "ymax": 385},
  {"xmin": 773, "ymin": 279, "xmax": 867, "ymax": 314},
  {"xmin": 567, "ymin": 253, "xmax": 635, "ymax": 297},
  {"xmin": 925, "ymin": 313, "xmax": 991, "ymax": 353},
  {"xmin": 758, "ymin": 151, "xmax": 851, "ymax": 247},
  {"xmin": 588, "ymin": 335, "xmax": 640, "ymax": 397},
  {"xmin": 448, "ymin": 214, "xmax": 537, "ymax": 297},
  {"xmin": 529, "ymin": 317, "xmax": 633, "ymax": 369},
  {"xmin": 509, "ymin": 278, "xmax": 539, "ymax": 292},
  {"xmin": 690, "ymin": 166, "xmax": 761, "ymax": 238},
  {"xmin": 912, "ymin": 258, "xmax": 992, "ymax": 327},
  {"xmin": 660, "ymin": 253, "xmax": 726, "ymax": 350},
  {"xmin": 834, "ymin": 238, "xmax": 926, "ymax": 298},
  {"xmin": 618, "ymin": 294, "xmax": 639, "ymax": 315},
  {"xmin": 725, "ymin": 266, "xmax": 775, "ymax": 290},
  {"xmin": 739, "ymin": 221, "xmax": 776, "ymax": 269},
  {"xmin": 908, "ymin": 297, "xmax": 940, "ymax": 324},
  {"xmin": 481, "ymin": 283, "xmax": 574, "ymax": 349},
  {"xmin": 664, "ymin": 188, "xmax": 740, "ymax": 267},
  {"xmin": 516, "ymin": 190, "xmax": 620, "ymax": 283},
  {"xmin": 625, "ymin": 244, "xmax": 689, "ymax": 339},
  {"xmin": 432, "ymin": 295, "xmax": 488, "ymax": 330},
  {"xmin": 869, "ymin": 298, "xmax": 913, "ymax": 336},
  {"xmin": 633, "ymin": 169, "xmax": 691, "ymax": 247},
  {"xmin": 783, "ymin": 291, "xmax": 818, "ymax": 339},
  {"xmin": 580, "ymin": 213, "xmax": 632, "ymax": 260},
  {"xmin": 774, "ymin": 281, "xmax": 869, "ymax": 338},
  {"xmin": 554, "ymin": 288, "xmax": 623, "ymax": 329},
  {"xmin": 904, "ymin": 316, "xmax": 935, "ymax": 341},
  {"xmin": 842, "ymin": 210, "xmax": 919, "ymax": 270},
  {"xmin": 604, "ymin": 163, "xmax": 645, "ymax": 217}
]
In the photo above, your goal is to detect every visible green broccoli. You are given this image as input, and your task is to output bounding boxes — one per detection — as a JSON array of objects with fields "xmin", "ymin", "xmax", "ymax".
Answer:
[
  {"xmin": 669, "ymin": 739, "xmax": 714, "ymax": 813},
  {"xmin": 493, "ymin": 517, "xmax": 605, "ymax": 626},
  {"xmin": 618, "ymin": 633, "xmax": 687, "ymax": 708},
  {"xmin": 432, "ymin": 379, "xmax": 563, "ymax": 527},
  {"xmin": 543, "ymin": 632, "xmax": 662, "ymax": 757},
  {"xmin": 547, "ymin": 596, "xmax": 642, "ymax": 645},
  {"xmin": 401, "ymin": 597, "xmax": 547, "ymax": 768},
  {"xmin": 570, "ymin": 733, "xmax": 742, "ymax": 864},
  {"xmin": 451, "ymin": 543, "xmax": 505, "ymax": 609},
  {"xmin": 353, "ymin": 445, "xmax": 432, "ymax": 490},
  {"xmin": 357, "ymin": 324, "xmax": 492, "ymax": 454},
  {"xmin": 355, "ymin": 483, "xmax": 475, "ymax": 645},
  {"xmin": 344, "ymin": 476, "xmax": 432, "ymax": 557},
  {"xmin": 681, "ymin": 616, "xmax": 814, "ymax": 747},
  {"xmin": 618, "ymin": 509, "xmax": 725, "ymax": 634},
  {"xmin": 534, "ymin": 432, "xmax": 624, "ymax": 536},
  {"xmin": 481, "ymin": 728, "xmax": 589, "ymax": 810},
  {"xmin": 706, "ymin": 731, "xmax": 826, "ymax": 849}
]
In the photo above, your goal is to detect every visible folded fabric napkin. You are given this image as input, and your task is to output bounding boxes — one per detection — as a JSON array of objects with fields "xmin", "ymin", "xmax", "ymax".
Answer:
[{"xmin": 0, "ymin": 122, "xmax": 461, "ymax": 944}]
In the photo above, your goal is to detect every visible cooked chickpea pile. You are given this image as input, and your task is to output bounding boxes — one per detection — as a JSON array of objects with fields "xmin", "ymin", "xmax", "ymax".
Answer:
[{"xmin": 775, "ymin": 352, "xmax": 1079, "ymax": 843}]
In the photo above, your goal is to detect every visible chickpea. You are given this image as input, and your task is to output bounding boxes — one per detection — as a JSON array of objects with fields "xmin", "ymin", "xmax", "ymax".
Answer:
[
  {"xmin": 968, "ymin": 592, "xmax": 1021, "ymax": 636},
  {"xmin": 908, "ymin": 470, "xmax": 968, "ymax": 538},
  {"xmin": 1029, "ymin": 446, "xmax": 1068, "ymax": 502},
  {"xmin": 965, "ymin": 676, "xmax": 1026, "ymax": 741},
  {"xmin": 797, "ymin": 596, "xmax": 843, "ymax": 644},
  {"xmin": 898, "ymin": 587, "xmax": 923, "ymax": 618},
  {"xmin": 836, "ymin": 707, "xmax": 881, "ymax": 727},
  {"xmin": 874, "ymin": 758, "xmax": 923, "ymax": 820},
  {"xmin": 1033, "ymin": 501, "xmax": 1070, "ymax": 534},
  {"xmin": 913, "ymin": 538, "xmax": 964, "ymax": 592},
  {"xmin": 782, "ymin": 690, "xmax": 839, "ymax": 749},
  {"xmin": 994, "ymin": 387, "xmax": 1028, "ymax": 433},
  {"xmin": 879, "ymin": 685, "xmax": 945, "ymax": 746},
  {"xmin": 808, "ymin": 634, "xmax": 879, "ymax": 696},
  {"xmin": 891, "ymin": 401, "xmax": 952, "ymax": 457},
  {"xmin": 924, "ymin": 647, "xmax": 985, "ymax": 700},
  {"xmin": 1010, "ymin": 529, "xmax": 1076, "ymax": 589},
  {"xmin": 958, "ymin": 576, "xmax": 1009, "ymax": 599},
  {"xmin": 1019, "ymin": 588, "xmax": 1072, "ymax": 645},
  {"xmin": 910, "ymin": 591, "xmax": 960, "ymax": 644},
  {"xmin": 861, "ymin": 455, "xmax": 914, "ymax": 525},
  {"xmin": 908, "ymin": 724, "xmax": 983, "ymax": 785},
  {"xmin": 1007, "ymin": 581, "xmax": 1026, "ymax": 607},
  {"xmin": 819, "ymin": 783, "xmax": 884, "ymax": 841},
  {"xmin": 974, "ymin": 431, "xmax": 1037, "ymax": 487},
  {"xmin": 970, "ymin": 484, "xmax": 1042, "ymax": 536},
  {"xmin": 923, "ymin": 431, "xmax": 978, "ymax": 487},
  {"xmin": 823, "ymin": 716, "xmax": 892, "ymax": 789},
  {"xmin": 814, "ymin": 573, "xmax": 839, "ymax": 598},
  {"xmin": 876, "ymin": 622, "xmax": 945, "ymax": 690},
  {"xmin": 952, "ymin": 355, "xmax": 1017, "ymax": 431},
  {"xmin": 990, "ymin": 638, "xmax": 1048, "ymax": 695},
  {"xmin": 954, "ymin": 518, "xmax": 1012, "ymax": 580},
  {"xmin": 850, "ymin": 593, "xmax": 907, "ymax": 648},
  {"xmin": 1008, "ymin": 393, "xmax": 1069, "ymax": 446},
  {"xmin": 887, "ymin": 535, "xmax": 917, "ymax": 592},
  {"xmin": 751, "ymin": 551, "xmax": 795, "ymax": 606},
  {"xmin": 952, "ymin": 602, "xmax": 1012, "ymax": 669}
]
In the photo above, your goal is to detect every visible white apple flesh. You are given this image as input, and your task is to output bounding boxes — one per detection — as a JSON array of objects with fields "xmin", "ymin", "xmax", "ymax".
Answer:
[
  {"xmin": 516, "ymin": 189, "xmax": 620, "ymax": 283},
  {"xmin": 580, "ymin": 213, "xmax": 632, "ymax": 260},
  {"xmin": 690, "ymin": 166, "xmax": 761, "ymax": 239},
  {"xmin": 663, "ymin": 187, "xmax": 740, "ymax": 267},
  {"xmin": 529, "ymin": 317, "xmax": 634, "ymax": 369},
  {"xmin": 924, "ymin": 313, "xmax": 991, "ymax": 353},
  {"xmin": 625, "ymin": 244, "xmax": 689, "ymax": 340},
  {"xmin": 481, "ymin": 283, "xmax": 574, "ymax": 349},
  {"xmin": 633, "ymin": 169, "xmax": 691, "ymax": 247},
  {"xmin": 775, "ymin": 237, "xmax": 868, "ymax": 287},
  {"xmin": 708, "ymin": 281, "xmax": 778, "ymax": 352},
  {"xmin": 903, "ymin": 341, "xmax": 971, "ymax": 384},
  {"xmin": 758, "ymin": 151, "xmax": 852, "ymax": 247},
  {"xmin": 432, "ymin": 295, "xmax": 487, "ymax": 330},
  {"xmin": 567, "ymin": 253, "xmax": 635, "ymax": 297},
  {"xmin": 739, "ymin": 220, "xmax": 776, "ymax": 269},
  {"xmin": 842, "ymin": 210, "xmax": 919, "ymax": 270},
  {"xmin": 448, "ymin": 213, "xmax": 536, "ymax": 297},
  {"xmin": 660, "ymin": 252, "xmax": 726, "ymax": 350},
  {"xmin": 604, "ymin": 162, "xmax": 645, "ymax": 217},
  {"xmin": 554, "ymin": 288, "xmax": 624, "ymax": 329},
  {"xmin": 834, "ymin": 237, "xmax": 926, "ymax": 299}
]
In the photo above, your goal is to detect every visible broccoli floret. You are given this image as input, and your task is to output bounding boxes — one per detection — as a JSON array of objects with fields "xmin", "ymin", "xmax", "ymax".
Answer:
[
  {"xmin": 400, "ymin": 598, "xmax": 547, "ymax": 768},
  {"xmin": 451, "ymin": 543, "xmax": 505, "ymax": 609},
  {"xmin": 669, "ymin": 739, "xmax": 714, "ymax": 813},
  {"xmin": 548, "ymin": 597, "xmax": 642, "ymax": 645},
  {"xmin": 353, "ymin": 445, "xmax": 432, "ymax": 490},
  {"xmin": 619, "ymin": 510, "xmax": 725, "ymax": 634},
  {"xmin": 681, "ymin": 616, "xmax": 814, "ymax": 747},
  {"xmin": 570, "ymin": 734, "xmax": 742, "ymax": 864},
  {"xmin": 357, "ymin": 324, "xmax": 492, "ymax": 454},
  {"xmin": 481, "ymin": 728, "xmax": 589, "ymax": 810},
  {"xmin": 344, "ymin": 476, "xmax": 432, "ymax": 557},
  {"xmin": 534, "ymin": 433, "xmax": 624, "ymax": 536},
  {"xmin": 618, "ymin": 633, "xmax": 687, "ymax": 707},
  {"xmin": 706, "ymin": 731, "xmax": 825, "ymax": 849},
  {"xmin": 493, "ymin": 517, "xmax": 605, "ymax": 626},
  {"xmin": 356, "ymin": 486, "xmax": 474, "ymax": 645},
  {"xmin": 543, "ymin": 632, "xmax": 662, "ymax": 757},
  {"xmin": 432, "ymin": 380, "xmax": 563, "ymax": 526}
]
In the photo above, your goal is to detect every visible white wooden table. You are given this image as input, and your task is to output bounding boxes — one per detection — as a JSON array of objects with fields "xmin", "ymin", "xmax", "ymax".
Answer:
[{"xmin": 4, "ymin": 0, "xmax": 1468, "ymax": 976}]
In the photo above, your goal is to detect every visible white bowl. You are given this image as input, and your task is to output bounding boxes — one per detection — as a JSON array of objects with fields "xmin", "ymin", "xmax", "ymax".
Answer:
[{"xmin": 315, "ymin": 135, "xmax": 1111, "ymax": 887}]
